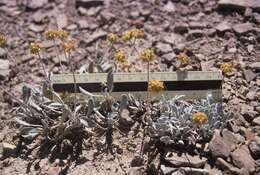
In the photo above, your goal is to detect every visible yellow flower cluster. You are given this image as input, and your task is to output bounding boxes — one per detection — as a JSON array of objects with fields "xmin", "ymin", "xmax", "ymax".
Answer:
[
  {"xmin": 60, "ymin": 41, "xmax": 75, "ymax": 53},
  {"xmin": 120, "ymin": 62, "xmax": 131, "ymax": 72},
  {"xmin": 192, "ymin": 112, "xmax": 208, "ymax": 125},
  {"xmin": 220, "ymin": 63, "xmax": 232, "ymax": 74},
  {"xmin": 44, "ymin": 28, "xmax": 68, "ymax": 40},
  {"xmin": 114, "ymin": 50, "xmax": 126, "ymax": 63},
  {"xmin": 29, "ymin": 42, "xmax": 41, "ymax": 54},
  {"xmin": 139, "ymin": 48, "xmax": 155, "ymax": 62},
  {"xmin": 0, "ymin": 34, "xmax": 7, "ymax": 47},
  {"xmin": 107, "ymin": 33, "xmax": 118, "ymax": 43},
  {"xmin": 122, "ymin": 28, "xmax": 144, "ymax": 41},
  {"xmin": 176, "ymin": 53, "xmax": 189, "ymax": 65},
  {"xmin": 148, "ymin": 80, "xmax": 164, "ymax": 92}
]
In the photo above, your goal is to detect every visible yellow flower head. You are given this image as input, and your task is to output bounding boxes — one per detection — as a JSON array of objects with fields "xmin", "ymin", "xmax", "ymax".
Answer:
[
  {"xmin": 114, "ymin": 50, "xmax": 126, "ymax": 63},
  {"xmin": 107, "ymin": 33, "xmax": 118, "ymax": 43},
  {"xmin": 176, "ymin": 53, "xmax": 189, "ymax": 65},
  {"xmin": 29, "ymin": 42, "xmax": 41, "ymax": 54},
  {"xmin": 44, "ymin": 29, "xmax": 59, "ymax": 40},
  {"xmin": 192, "ymin": 112, "xmax": 208, "ymax": 125},
  {"xmin": 120, "ymin": 61, "xmax": 132, "ymax": 72},
  {"xmin": 60, "ymin": 41, "xmax": 75, "ymax": 53},
  {"xmin": 130, "ymin": 28, "xmax": 144, "ymax": 39},
  {"xmin": 122, "ymin": 31, "xmax": 132, "ymax": 42},
  {"xmin": 220, "ymin": 63, "xmax": 232, "ymax": 74},
  {"xmin": 57, "ymin": 29, "xmax": 68, "ymax": 40},
  {"xmin": 148, "ymin": 80, "xmax": 164, "ymax": 92},
  {"xmin": 0, "ymin": 34, "xmax": 7, "ymax": 47},
  {"xmin": 139, "ymin": 48, "xmax": 155, "ymax": 62}
]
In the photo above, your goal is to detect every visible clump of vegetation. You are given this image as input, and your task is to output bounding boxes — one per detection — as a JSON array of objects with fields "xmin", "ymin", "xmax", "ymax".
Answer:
[{"xmin": 1, "ymin": 28, "xmax": 232, "ymax": 168}]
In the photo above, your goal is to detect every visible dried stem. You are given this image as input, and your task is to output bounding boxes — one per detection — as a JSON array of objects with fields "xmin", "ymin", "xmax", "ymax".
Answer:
[
  {"xmin": 68, "ymin": 51, "xmax": 77, "ymax": 107},
  {"xmin": 147, "ymin": 61, "xmax": 150, "ymax": 101},
  {"xmin": 37, "ymin": 53, "xmax": 48, "ymax": 81},
  {"xmin": 53, "ymin": 39, "xmax": 64, "ymax": 72}
]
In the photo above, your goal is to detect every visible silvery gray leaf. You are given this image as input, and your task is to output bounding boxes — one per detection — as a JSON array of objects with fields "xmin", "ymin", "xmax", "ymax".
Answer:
[
  {"xmin": 20, "ymin": 127, "xmax": 42, "ymax": 139},
  {"xmin": 107, "ymin": 70, "xmax": 114, "ymax": 93},
  {"xmin": 15, "ymin": 118, "xmax": 42, "ymax": 128},
  {"xmin": 87, "ymin": 99, "xmax": 94, "ymax": 117}
]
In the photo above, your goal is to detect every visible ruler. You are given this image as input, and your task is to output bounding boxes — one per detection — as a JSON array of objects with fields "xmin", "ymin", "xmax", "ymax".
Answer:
[{"xmin": 48, "ymin": 71, "xmax": 223, "ymax": 101}]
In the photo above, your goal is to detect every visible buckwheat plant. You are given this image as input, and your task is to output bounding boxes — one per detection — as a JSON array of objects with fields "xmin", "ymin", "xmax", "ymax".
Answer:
[{"xmin": 147, "ymin": 93, "xmax": 231, "ymax": 145}]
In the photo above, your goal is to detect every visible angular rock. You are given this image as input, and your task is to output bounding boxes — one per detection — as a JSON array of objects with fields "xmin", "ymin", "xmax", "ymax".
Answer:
[
  {"xmin": 119, "ymin": 109, "xmax": 134, "ymax": 127},
  {"xmin": 174, "ymin": 23, "xmax": 189, "ymax": 34},
  {"xmin": 232, "ymin": 23, "xmax": 254, "ymax": 35},
  {"xmin": 162, "ymin": 33, "xmax": 185, "ymax": 45},
  {"xmin": 162, "ymin": 52, "xmax": 176, "ymax": 65},
  {"xmin": 25, "ymin": 0, "xmax": 48, "ymax": 10},
  {"xmin": 216, "ymin": 157, "xmax": 241, "ymax": 174},
  {"xmin": 1, "ymin": 142, "xmax": 16, "ymax": 156},
  {"xmin": 32, "ymin": 12, "xmax": 46, "ymax": 23},
  {"xmin": 186, "ymin": 30, "xmax": 203, "ymax": 40},
  {"xmin": 243, "ymin": 69, "xmax": 257, "ymax": 82},
  {"xmin": 253, "ymin": 13, "xmax": 260, "ymax": 24},
  {"xmin": 76, "ymin": 0, "xmax": 104, "ymax": 8},
  {"xmin": 249, "ymin": 139, "xmax": 260, "ymax": 158},
  {"xmin": 222, "ymin": 129, "xmax": 239, "ymax": 150},
  {"xmin": 172, "ymin": 167, "xmax": 209, "ymax": 175},
  {"xmin": 164, "ymin": 1, "xmax": 175, "ymax": 13},
  {"xmin": 231, "ymin": 145, "xmax": 255, "ymax": 172},
  {"xmin": 209, "ymin": 131, "xmax": 232, "ymax": 158},
  {"xmin": 56, "ymin": 14, "xmax": 68, "ymax": 28},
  {"xmin": 0, "ymin": 48, "xmax": 7, "ymax": 58},
  {"xmin": 215, "ymin": 22, "xmax": 231, "ymax": 33},
  {"xmin": 165, "ymin": 153, "xmax": 207, "ymax": 168},
  {"xmin": 78, "ymin": 20, "xmax": 88, "ymax": 29},
  {"xmin": 200, "ymin": 60, "xmax": 215, "ymax": 71},
  {"xmin": 253, "ymin": 117, "xmax": 260, "ymax": 126},
  {"xmin": 128, "ymin": 167, "xmax": 145, "ymax": 175},
  {"xmin": 0, "ymin": 59, "xmax": 10, "ymax": 80},
  {"xmin": 155, "ymin": 42, "xmax": 172, "ymax": 55},
  {"xmin": 250, "ymin": 62, "xmax": 260, "ymax": 72}
]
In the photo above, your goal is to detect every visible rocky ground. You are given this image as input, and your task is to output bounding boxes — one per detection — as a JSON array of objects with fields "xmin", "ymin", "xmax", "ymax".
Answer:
[{"xmin": 0, "ymin": 0, "xmax": 260, "ymax": 174}]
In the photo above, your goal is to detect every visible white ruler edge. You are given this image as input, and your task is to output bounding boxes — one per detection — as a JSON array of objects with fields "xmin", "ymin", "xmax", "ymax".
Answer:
[{"xmin": 50, "ymin": 71, "xmax": 223, "ymax": 84}]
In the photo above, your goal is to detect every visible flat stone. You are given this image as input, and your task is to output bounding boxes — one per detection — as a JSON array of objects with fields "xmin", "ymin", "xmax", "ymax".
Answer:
[
  {"xmin": 253, "ymin": 13, "xmax": 260, "ymax": 24},
  {"xmin": 218, "ymin": 0, "xmax": 260, "ymax": 11},
  {"xmin": 83, "ymin": 31, "xmax": 106, "ymax": 46},
  {"xmin": 0, "ymin": 59, "xmax": 10, "ymax": 80},
  {"xmin": 155, "ymin": 42, "xmax": 172, "ymax": 55},
  {"xmin": 164, "ymin": 1, "xmax": 175, "ymax": 12},
  {"xmin": 165, "ymin": 153, "xmax": 207, "ymax": 168},
  {"xmin": 215, "ymin": 21, "xmax": 231, "ymax": 33},
  {"xmin": 209, "ymin": 131, "xmax": 232, "ymax": 158},
  {"xmin": 189, "ymin": 21, "xmax": 207, "ymax": 29},
  {"xmin": 222, "ymin": 129, "xmax": 239, "ymax": 150},
  {"xmin": 76, "ymin": 0, "xmax": 104, "ymax": 8},
  {"xmin": 28, "ymin": 23, "xmax": 44, "ymax": 33},
  {"xmin": 253, "ymin": 117, "xmax": 260, "ymax": 126},
  {"xmin": 246, "ymin": 91, "xmax": 256, "ymax": 100},
  {"xmin": 216, "ymin": 157, "xmax": 241, "ymax": 174},
  {"xmin": 231, "ymin": 145, "xmax": 255, "ymax": 172},
  {"xmin": 232, "ymin": 23, "xmax": 254, "ymax": 35},
  {"xmin": 56, "ymin": 14, "xmax": 68, "ymax": 28}
]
